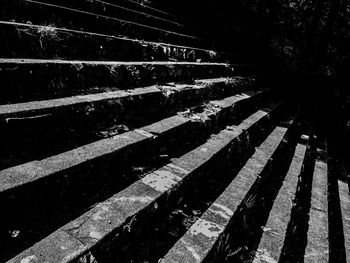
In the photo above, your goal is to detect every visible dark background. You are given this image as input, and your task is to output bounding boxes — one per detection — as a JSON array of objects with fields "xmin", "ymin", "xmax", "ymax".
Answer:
[{"xmin": 150, "ymin": 0, "xmax": 350, "ymax": 157}]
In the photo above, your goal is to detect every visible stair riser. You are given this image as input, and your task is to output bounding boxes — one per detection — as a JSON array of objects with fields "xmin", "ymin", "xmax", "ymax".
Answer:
[
  {"xmin": 89, "ymin": 106, "xmax": 284, "ymax": 263},
  {"xmin": 159, "ymin": 114, "xmax": 300, "ymax": 263},
  {"xmin": 0, "ymin": 22, "xmax": 220, "ymax": 62},
  {"xmin": 0, "ymin": 78, "xmax": 260, "ymax": 169},
  {"xmin": 0, "ymin": 62, "xmax": 240, "ymax": 104},
  {"xmin": 1, "ymin": 0, "xmax": 204, "ymax": 47},
  {"xmin": 27, "ymin": 0, "xmax": 199, "ymax": 36},
  {"xmin": 0, "ymin": 95, "xmax": 269, "ymax": 262}
]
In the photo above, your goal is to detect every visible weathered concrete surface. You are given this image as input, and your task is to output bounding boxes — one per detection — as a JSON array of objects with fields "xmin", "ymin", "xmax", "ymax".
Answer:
[
  {"xmin": 252, "ymin": 143, "xmax": 307, "ymax": 263},
  {"xmin": 0, "ymin": 77, "xmax": 250, "ymax": 119},
  {"xmin": 8, "ymin": 230, "xmax": 88, "ymax": 263},
  {"xmin": 0, "ymin": 90, "xmax": 131, "ymax": 118},
  {"xmin": 0, "ymin": 59, "xmax": 238, "ymax": 104},
  {"xmin": 0, "ymin": 129, "xmax": 154, "ymax": 194},
  {"xmin": 0, "ymin": 77, "xmax": 261, "ymax": 173},
  {"xmin": 179, "ymin": 91, "xmax": 268, "ymax": 130},
  {"xmin": 142, "ymin": 115, "xmax": 191, "ymax": 135},
  {"xmin": 159, "ymin": 115, "xmax": 295, "ymax": 263},
  {"xmin": 0, "ymin": 85, "xmax": 165, "ymax": 118},
  {"xmin": 0, "ymin": 21, "xmax": 222, "ymax": 62},
  {"xmin": 210, "ymin": 92, "xmax": 254, "ymax": 109},
  {"xmin": 304, "ymin": 157, "xmax": 329, "ymax": 262},
  {"xmin": 0, "ymin": 87, "xmax": 267, "ymax": 199},
  {"xmin": 1, "ymin": 0, "xmax": 205, "ymax": 47},
  {"xmin": 0, "ymin": 58, "xmax": 230, "ymax": 66},
  {"xmin": 337, "ymin": 177, "xmax": 350, "ymax": 261},
  {"xmin": 7, "ymin": 104, "xmax": 279, "ymax": 263}
]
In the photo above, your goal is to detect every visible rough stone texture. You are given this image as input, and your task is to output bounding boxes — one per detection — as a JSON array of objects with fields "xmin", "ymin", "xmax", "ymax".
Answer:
[
  {"xmin": 0, "ymin": 87, "xmax": 269, "ymax": 197},
  {"xmin": 210, "ymin": 92, "xmax": 252, "ymax": 109},
  {"xmin": 0, "ymin": 80, "xmax": 216, "ymax": 118},
  {"xmin": 142, "ymin": 115, "xmax": 191, "ymax": 135},
  {"xmin": 0, "ymin": 21, "xmax": 222, "ymax": 62},
  {"xmin": 1, "ymin": 0, "xmax": 205, "ymax": 47},
  {"xmin": 159, "ymin": 118, "xmax": 293, "ymax": 263},
  {"xmin": 0, "ymin": 78, "xmax": 250, "ymax": 120},
  {"xmin": 0, "ymin": 129, "xmax": 153, "ymax": 194},
  {"xmin": 240, "ymin": 109, "xmax": 272, "ymax": 128},
  {"xmin": 62, "ymin": 181, "xmax": 161, "ymax": 247},
  {"xmin": 0, "ymin": 59, "xmax": 236, "ymax": 104},
  {"xmin": 0, "ymin": 89, "xmax": 270, "ymax": 210},
  {"xmin": 304, "ymin": 158, "xmax": 329, "ymax": 262},
  {"xmin": 0, "ymin": 59, "xmax": 229, "ymax": 66},
  {"xmin": 8, "ymin": 230, "xmax": 87, "ymax": 263},
  {"xmin": 0, "ymin": 90, "xmax": 131, "ymax": 118},
  {"xmin": 7, "ymin": 104, "xmax": 278, "ymax": 263},
  {"xmin": 8, "ymin": 180, "xmax": 161, "ymax": 263},
  {"xmin": 337, "ymin": 177, "xmax": 350, "ymax": 261},
  {"xmin": 252, "ymin": 143, "xmax": 307, "ymax": 263}
]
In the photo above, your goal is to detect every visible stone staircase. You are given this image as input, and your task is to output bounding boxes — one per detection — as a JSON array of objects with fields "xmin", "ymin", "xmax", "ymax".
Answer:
[{"xmin": 0, "ymin": 1, "xmax": 349, "ymax": 262}]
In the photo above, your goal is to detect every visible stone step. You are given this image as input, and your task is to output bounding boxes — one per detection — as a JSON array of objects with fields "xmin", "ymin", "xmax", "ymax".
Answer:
[
  {"xmin": 3, "ymin": 1, "xmax": 346, "ymax": 261},
  {"xmin": 0, "ymin": 59, "xmax": 258, "ymax": 104},
  {"xmin": 336, "ymin": 171, "xmax": 350, "ymax": 262},
  {"xmin": 0, "ymin": 21, "xmax": 222, "ymax": 62},
  {"xmin": 159, "ymin": 114, "xmax": 300, "ymax": 263},
  {"xmin": 304, "ymin": 146, "xmax": 329, "ymax": 262},
  {"xmin": 30, "ymin": 0, "xmax": 200, "ymax": 36},
  {"xmin": 6, "ymin": 102, "xmax": 283, "ymax": 263},
  {"xmin": 245, "ymin": 138, "xmax": 349, "ymax": 263},
  {"xmin": 252, "ymin": 141, "xmax": 308, "ymax": 263},
  {"xmin": 1, "ymin": 0, "xmax": 204, "ymax": 47},
  {"xmin": 0, "ymin": 77, "xmax": 263, "ymax": 169},
  {"xmin": 149, "ymin": 136, "xmax": 349, "ymax": 263},
  {"xmin": 0, "ymin": 90, "xmax": 267, "ymax": 196},
  {"xmin": 0, "ymin": 91, "xmax": 273, "ymax": 262},
  {"xmin": 0, "ymin": 77, "xmax": 259, "ymax": 119}
]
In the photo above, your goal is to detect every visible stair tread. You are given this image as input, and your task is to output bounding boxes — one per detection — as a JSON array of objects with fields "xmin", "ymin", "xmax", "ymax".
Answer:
[
  {"xmin": 160, "ymin": 116, "xmax": 297, "ymax": 263},
  {"xmin": 305, "ymin": 153, "xmax": 329, "ymax": 262},
  {"xmin": 338, "ymin": 177, "xmax": 350, "ymax": 260},
  {"xmin": 0, "ymin": 58, "xmax": 230, "ymax": 65},
  {"xmin": 7, "ymin": 103, "xmax": 280, "ymax": 263},
  {"xmin": 0, "ymin": 90, "xmax": 265, "ymax": 195},
  {"xmin": 252, "ymin": 143, "xmax": 307, "ymax": 263},
  {"xmin": 0, "ymin": 78, "xmax": 231, "ymax": 117}
]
